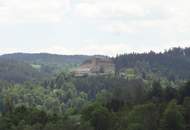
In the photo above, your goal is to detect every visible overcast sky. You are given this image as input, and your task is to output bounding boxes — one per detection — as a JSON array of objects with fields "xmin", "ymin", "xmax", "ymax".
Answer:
[{"xmin": 0, "ymin": 0, "xmax": 190, "ymax": 56}]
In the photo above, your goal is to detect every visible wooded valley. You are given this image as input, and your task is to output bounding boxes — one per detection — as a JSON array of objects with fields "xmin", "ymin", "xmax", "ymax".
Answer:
[{"xmin": 0, "ymin": 47, "xmax": 190, "ymax": 130}]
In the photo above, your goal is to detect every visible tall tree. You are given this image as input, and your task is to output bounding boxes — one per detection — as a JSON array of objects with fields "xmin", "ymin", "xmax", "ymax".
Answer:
[
  {"xmin": 127, "ymin": 103, "xmax": 160, "ymax": 130},
  {"xmin": 183, "ymin": 97, "xmax": 190, "ymax": 130},
  {"xmin": 82, "ymin": 103, "xmax": 113, "ymax": 130},
  {"xmin": 160, "ymin": 100, "xmax": 184, "ymax": 130}
]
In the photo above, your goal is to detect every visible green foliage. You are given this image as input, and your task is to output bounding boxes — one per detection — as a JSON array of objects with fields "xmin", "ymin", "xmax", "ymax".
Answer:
[
  {"xmin": 127, "ymin": 103, "xmax": 159, "ymax": 130},
  {"xmin": 0, "ymin": 59, "xmax": 44, "ymax": 83},
  {"xmin": 148, "ymin": 81, "xmax": 163, "ymax": 102},
  {"xmin": 0, "ymin": 64, "xmax": 189, "ymax": 130},
  {"xmin": 183, "ymin": 97, "xmax": 190, "ymax": 130},
  {"xmin": 0, "ymin": 53, "xmax": 92, "ymax": 83},
  {"xmin": 127, "ymin": 123, "xmax": 144, "ymax": 130},
  {"xmin": 115, "ymin": 47, "xmax": 190, "ymax": 80},
  {"xmin": 179, "ymin": 81, "xmax": 190, "ymax": 102},
  {"xmin": 82, "ymin": 103, "xmax": 113, "ymax": 130},
  {"xmin": 160, "ymin": 100, "xmax": 184, "ymax": 130}
]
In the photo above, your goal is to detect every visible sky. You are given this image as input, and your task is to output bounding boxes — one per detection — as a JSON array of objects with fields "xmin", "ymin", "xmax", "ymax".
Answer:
[{"xmin": 0, "ymin": 0, "xmax": 190, "ymax": 56}]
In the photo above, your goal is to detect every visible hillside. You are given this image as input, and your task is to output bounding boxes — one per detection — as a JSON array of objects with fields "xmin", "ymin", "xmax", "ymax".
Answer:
[
  {"xmin": 0, "ymin": 53, "xmax": 91, "ymax": 78},
  {"xmin": 1, "ymin": 53, "xmax": 91, "ymax": 65},
  {"xmin": 1, "ymin": 48, "xmax": 190, "ymax": 130},
  {"xmin": 115, "ymin": 47, "xmax": 190, "ymax": 80},
  {"xmin": 0, "ymin": 59, "xmax": 44, "ymax": 83},
  {"xmin": 0, "ymin": 53, "xmax": 92, "ymax": 83},
  {"xmin": 1, "ymin": 47, "xmax": 190, "ymax": 83}
]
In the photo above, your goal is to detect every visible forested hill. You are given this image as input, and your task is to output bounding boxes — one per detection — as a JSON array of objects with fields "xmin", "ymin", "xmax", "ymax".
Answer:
[
  {"xmin": 1, "ymin": 47, "xmax": 190, "ymax": 83},
  {"xmin": 0, "ymin": 59, "xmax": 44, "ymax": 83},
  {"xmin": 0, "ymin": 53, "xmax": 92, "ymax": 83},
  {"xmin": 1, "ymin": 53, "xmax": 91, "ymax": 65},
  {"xmin": 1, "ymin": 48, "xmax": 190, "ymax": 130},
  {"xmin": 115, "ymin": 47, "xmax": 190, "ymax": 80}
]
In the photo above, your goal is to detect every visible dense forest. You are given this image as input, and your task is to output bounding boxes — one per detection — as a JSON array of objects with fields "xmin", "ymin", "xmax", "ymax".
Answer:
[
  {"xmin": 0, "ymin": 74, "xmax": 190, "ymax": 130},
  {"xmin": 0, "ymin": 53, "xmax": 91, "ymax": 83},
  {"xmin": 0, "ymin": 47, "xmax": 190, "ymax": 130},
  {"xmin": 0, "ymin": 59, "xmax": 44, "ymax": 83},
  {"xmin": 1, "ymin": 53, "xmax": 91, "ymax": 65},
  {"xmin": 1, "ymin": 47, "xmax": 190, "ymax": 83},
  {"xmin": 115, "ymin": 47, "xmax": 190, "ymax": 80}
]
